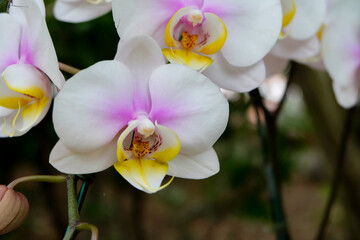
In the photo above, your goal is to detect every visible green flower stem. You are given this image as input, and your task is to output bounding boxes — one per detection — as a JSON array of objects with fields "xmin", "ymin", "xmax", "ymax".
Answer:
[
  {"xmin": 7, "ymin": 175, "xmax": 67, "ymax": 189},
  {"xmin": 59, "ymin": 62, "xmax": 80, "ymax": 75},
  {"xmin": 63, "ymin": 175, "xmax": 80, "ymax": 240},
  {"xmin": 75, "ymin": 223, "xmax": 99, "ymax": 240},
  {"xmin": 315, "ymin": 106, "xmax": 357, "ymax": 240},
  {"xmin": 250, "ymin": 88, "xmax": 291, "ymax": 240}
]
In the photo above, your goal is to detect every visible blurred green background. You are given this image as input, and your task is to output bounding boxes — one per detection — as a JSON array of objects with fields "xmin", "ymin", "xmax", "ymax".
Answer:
[{"xmin": 1, "ymin": 2, "xmax": 360, "ymax": 240}]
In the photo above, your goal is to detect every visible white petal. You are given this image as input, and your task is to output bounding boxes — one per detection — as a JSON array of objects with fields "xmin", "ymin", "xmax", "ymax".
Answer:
[
  {"xmin": 332, "ymin": 83, "xmax": 359, "ymax": 109},
  {"xmin": 203, "ymin": 52, "xmax": 266, "ymax": 92},
  {"xmin": 322, "ymin": 18, "xmax": 360, "ymax": 87},
  {"xmin": 271, "ymin": 35, "xmax": 320, "ymax": 60},
  {"xmin": 0, "ymin": 14, "xmax": 21, "ymax": 70},
  {"xmin": 50, "ymin": 140, "xmax": 117, "ymax": 174},
  {"xmin": 10, "ymin": 0, "xmax": 65, "ymax": 89},
  {"xmin": 115, "ymin": 35, "xmax": 165, "ymax": 112},
  {"xmin": 53, "ymin": 61, "xmax": 134, "ymax": 152},
  {"xmin": 112, "ymin": 0, "xmax": 182, "ymax": 47},
  {"xmin": 148, "ymin": 64, "xmax": 229, "ymax": 155},
  {"xmin": 288, "ymin": 0, "xmax": 326, "ymax": 40},
  {"xmin": 215, "ymin": 0, "xmax": 282, "ymax": 66},
  {"xmin": 54, "ymin": 0, "xmax": 112, "ymax": 23},
  {"xmin": 167, "ymin": 148, "xmax": 219, "ymax": 179}
]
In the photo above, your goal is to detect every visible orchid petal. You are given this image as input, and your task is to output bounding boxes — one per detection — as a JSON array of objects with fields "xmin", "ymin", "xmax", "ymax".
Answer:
[
  {"xmin": 162, "ymin": 48, "xmax": 213, "ymax": 71},
  {"xmin": 216, "ymin": 0, "xmax": 282, "ymax": 66},
  {"xmin": 53, "ymin": 61, "xmax": 134, "ymax": 152},
  {"xmin": 332, "ymin": 82, "xmax": 359, "ymax": 109},
  {"xmin": 113, "ymin": 0, "xmax": 184, "ymax": 47},
  {"xmin": 10, "ymin": 0, "xmax": 65, "ymax": 89},
  {"xmin": 271, "ymin": 35, "xmax": 320, "ymax": 60},
  {"xmin": 194, "ymin": 12, "xmax": 227, "ymax": 55},
  {"xmin": 114, "ymin": 158, "xmax": 170, "ymax": 194},
  {"xmin": 322, "ymin": 21, "xmax": 360, "ymax": 87},
  {"xmin": 50, "ymin": 140, "xmax": 117, "ymax": 174},
  {"xmin": 150, "ymin": 123, "xmax": 180, "ymax": 163},
  {"xmin": 263, "ymin": 54, "xmax": 289, "ymax": 78},
  {"xmin": 280, "ymin": 0, "xmax": 296, "ymax": 28},
  {"xmin": 54, "ymin": 0, "xmax": 112, "ymax": 23},
  {"xmin": 115, "ymin": 35, "xmax": 165, "ymax": 112},
  {"xmin": 0, "ymin": 14, "xmax": 21, "ymax": 70},
  {"xmin": 287, "ymin": 0, "xmax": 326, "ymax": 40},
  {"xmin": 148, "ymin": 64, "xmax": 228, "ymax": 155},
  {"xmin": 167, "ymin": 148, "xmax": 219, "ymax": 179},
  {"xmin": 203, "ymin": 52, "xmax": 265, "ymax": 92}
]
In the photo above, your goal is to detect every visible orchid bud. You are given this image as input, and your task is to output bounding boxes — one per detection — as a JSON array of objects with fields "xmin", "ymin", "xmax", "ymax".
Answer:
[{"xmin": 0, "ymin": 185, "xmax": 29, "ymax": 235}]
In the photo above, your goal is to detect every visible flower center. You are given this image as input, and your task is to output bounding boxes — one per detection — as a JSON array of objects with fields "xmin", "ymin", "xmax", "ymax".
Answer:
[
  {"xmin": 133, "ymin": 139, "xmax": 150, "ymax": 158},
  {"xmin": 181, "ymin": 32, "xmax": 198, "ymax": 49}
]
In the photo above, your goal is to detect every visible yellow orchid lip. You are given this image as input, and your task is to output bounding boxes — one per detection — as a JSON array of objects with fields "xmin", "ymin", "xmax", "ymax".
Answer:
[
  {"xmin": 115, "ymin": 120, "xmax": 181, "ymax": 193},
  {"xmin": 163, "ymin": 7, "xmax": 227, "ymax": 71}
]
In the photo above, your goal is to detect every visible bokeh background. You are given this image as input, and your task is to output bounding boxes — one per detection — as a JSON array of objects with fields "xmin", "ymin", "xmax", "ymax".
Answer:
[{"xmin": 1, "ymin": 2, "xmax": 360, "ymax": 240}]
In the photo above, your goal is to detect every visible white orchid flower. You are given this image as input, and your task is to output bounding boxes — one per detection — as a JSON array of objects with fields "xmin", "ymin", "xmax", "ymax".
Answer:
[
  {"xmin": 112, "ymin": 0, "xmax": 283, "ymax": 93},
  {"xmin": 0, "ymin": 0, "xmax": 64, "ymax": 137},
  {"xmin": 50, "ymin": 35, "xmax": 229, "ymax": 193}
]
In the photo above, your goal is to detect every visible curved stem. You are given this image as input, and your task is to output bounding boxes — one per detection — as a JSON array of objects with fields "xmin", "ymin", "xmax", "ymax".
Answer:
[
  {"xmin": 75, "ymin": 223, "xmax": 99, "ymax": 240},
  {"xmin": 59, "ymin": 62, "xmax": 81, "ymax": 75},
  {"xmin": 315, "ymin": 106, "xmax": 357, "ymax": 240},
  {"xmin": 7, "ymin": 175, "xmax": 66, "ymax": 189}
]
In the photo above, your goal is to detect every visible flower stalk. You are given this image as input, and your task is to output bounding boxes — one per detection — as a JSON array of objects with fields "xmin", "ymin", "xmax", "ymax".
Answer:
[
  {"xmin": 59, "ymin": 62, "xmax": 81, "ymax": 75},
  {"xmin": 315, "ymin": 106, "xmax": 357, "ymax": 240},
  {"xmin": 7, "ymin": 175, "xmax": 67, "ymax": 189}
]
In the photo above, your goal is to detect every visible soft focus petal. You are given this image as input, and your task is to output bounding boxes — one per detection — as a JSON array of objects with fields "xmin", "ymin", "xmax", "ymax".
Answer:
[
  {"xmin": 280, "ymin": 0, "xmax": 296, "ymax": 28},
  {"xmin": 0, "ymin": 14, "xmax": 21, "ymax": 70},
  {"xmin": 50, "ymin": 140, "xmax": 117, "ymax": 174},
  {"xmin": 53, "ymin": 61, "xmax": 134, "ymax": 152},
  {"xmin": 287, "ymin": 0, "xmax": 326, "ymax": 40},
  {"xmin": 332, "ymin": 83, "xmax": 359, "ymax": 109},
  {"xmin": 54, "ymin": 0, "xmax": 112, "ymax": 23},
  {"xmin": 215, "ymin": 0, "xmax": 282, "ymax": 66},
  {"xmin": 322, "ymin": 20, "xmax": 360, "ymax": 87},
  {"xmin": 167, "ymin": 148, "xmax": 219, "ymax": 179},
  {"xmin": 10, "ymin": 0, "xmax": 65, "ymax": 89},
  {"xmin": 148, "ymin": 64, "xmax": 228, "ymax": 155},
  {"xmin": 115, "ymin": 35, "xmax": 165, "ymax": 112},
  {"xmin": 203, "ymin": 52, "xmax": 266, "ymax": 92},
  {"xmin": 271, "ymin": 35, "xmax": 320, "ymax": 60},
  {"xmin": 263, "ymin": 54, "xmax": 289, "ymax": 78}
]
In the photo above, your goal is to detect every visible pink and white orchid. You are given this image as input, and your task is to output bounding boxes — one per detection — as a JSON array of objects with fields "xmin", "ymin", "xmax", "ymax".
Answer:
[
  {"xmin": 53, "ymin": 0, "xmax": 112, "ymax": 23},
  {"xmin": 0, "ymin": 0, "xmax": 64, "ymax": 137},
  {"xmin": 112, "ymin": 0, "xmax": 282, "ymax": 93},
  {"xmin": 322, "ymin": 0, "xmax": 360, "ymax": 108},
  {"xmin": 50, "ymin": 35, "xmax": 229, "ymax": 193}
]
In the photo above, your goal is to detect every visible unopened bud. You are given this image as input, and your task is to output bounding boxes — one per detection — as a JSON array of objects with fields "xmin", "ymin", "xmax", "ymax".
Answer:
[{"xmin": 0, "ymin": 185, "xmax": 29, "ymax": 235}]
